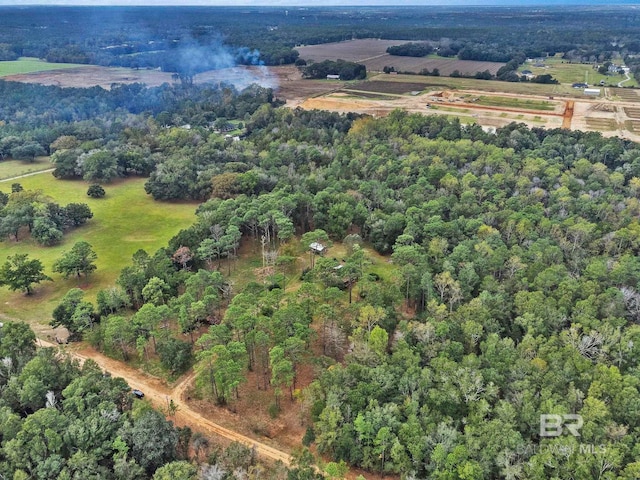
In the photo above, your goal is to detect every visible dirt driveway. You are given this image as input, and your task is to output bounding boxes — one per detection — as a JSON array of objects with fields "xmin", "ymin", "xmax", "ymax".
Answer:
[{"xmin": 39, "ymin": 340, "xmax": 292, "ymax": 466}]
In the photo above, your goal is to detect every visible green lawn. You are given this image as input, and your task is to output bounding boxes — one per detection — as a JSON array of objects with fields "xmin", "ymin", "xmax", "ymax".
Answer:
[
  {"xmin": 0, "ymin": 57, "xmax": 87, "ymax": 77},
  {"xmin": 523, "ymin": 55, "xmax": 638, "ymax": 88},
  {"xmin": 0, "ymin": 157, "xmax": 53, "ymax": 180},
  {"xmin": 0, "ymin": 174, "xmax": 197, "ymax": 327}
]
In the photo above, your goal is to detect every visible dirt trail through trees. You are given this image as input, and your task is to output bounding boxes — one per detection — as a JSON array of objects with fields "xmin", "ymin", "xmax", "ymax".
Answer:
[{"xmin": 38, "ymin": 340, "xmax": 293, "ymax": 466}]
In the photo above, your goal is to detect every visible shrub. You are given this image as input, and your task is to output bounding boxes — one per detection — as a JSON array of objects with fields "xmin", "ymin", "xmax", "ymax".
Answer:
[{"xmin": 87, "ymin": 184, "xmax": 106, "ymax": 198}]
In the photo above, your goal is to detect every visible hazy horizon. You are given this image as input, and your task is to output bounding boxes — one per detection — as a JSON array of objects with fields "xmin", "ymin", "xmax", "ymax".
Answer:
[{"xmin": 0, "ymin": 0, "xmax": 638, "ymax": 6}]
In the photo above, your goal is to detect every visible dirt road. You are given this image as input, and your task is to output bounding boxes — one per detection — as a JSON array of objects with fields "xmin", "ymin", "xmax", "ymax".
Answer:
[
  {"xmin": 562, "ymin": 100, "xmax": 575, "ymax": 129},
  {"xmin": 39, "ymin": 340, "xmax": 292, "ymax": 466}
]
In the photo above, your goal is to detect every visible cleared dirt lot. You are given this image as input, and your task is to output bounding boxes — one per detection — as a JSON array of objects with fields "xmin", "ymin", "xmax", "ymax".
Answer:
[
  {"xmin": 2, "ymin": 65, "xmax": 280, "ymax": 90},
  {"xmin": 296, "ymin": 39, "xmax": 408, "ymax": 63},
  {"xmin": 275, "ymin": 69, "xmax": 640, "ymax": 142}
]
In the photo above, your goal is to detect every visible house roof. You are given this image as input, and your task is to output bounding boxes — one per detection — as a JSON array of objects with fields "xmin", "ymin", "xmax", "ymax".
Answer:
[{"xmin": 309, "ymin": 242, "xmax": 326, "ymax": 252}]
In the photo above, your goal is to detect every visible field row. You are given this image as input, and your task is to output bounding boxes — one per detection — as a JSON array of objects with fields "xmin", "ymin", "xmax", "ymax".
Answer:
[
  {"xmin": 586, "ymin": 118, "xmax": 618, "ymax": 131},
  {"xmin": 613, "ymin": 88, "xmax": 640, "ymax": 102},
  {"xmin": 624, "ymin": 107, "xmax": 640, "ymax": 119},
  {"xmin": 296, "ymin": 38, "xmax": 505, "ymax": 76}
]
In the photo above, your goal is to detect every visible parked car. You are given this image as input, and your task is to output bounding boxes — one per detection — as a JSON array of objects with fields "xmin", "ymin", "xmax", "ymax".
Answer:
[{"xmin": 132, "ymin": 389, "xmax": 145, "ymax": 399}]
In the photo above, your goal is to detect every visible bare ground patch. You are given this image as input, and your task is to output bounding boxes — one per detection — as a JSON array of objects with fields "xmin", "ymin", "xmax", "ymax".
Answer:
[
  {"xmin": 2, "ymin": 65, "xmax": 281, "ymax": 91},
  {"xmin": 346, "ymin": 80, "xmax": 431, "ymax": 95},
  {"xmin": 624, "ymin": 107, "xmax": 640, "ymax": 119}
]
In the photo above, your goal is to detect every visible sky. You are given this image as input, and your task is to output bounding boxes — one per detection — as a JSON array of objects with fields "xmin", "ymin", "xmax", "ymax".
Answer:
[{"xmin": 0, "ymin": 0, "xmax": 637, "ymax": 5}]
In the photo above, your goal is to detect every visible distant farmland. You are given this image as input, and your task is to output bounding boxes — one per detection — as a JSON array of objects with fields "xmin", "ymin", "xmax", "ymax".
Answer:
[
  {"xmin": 296, "ymin": 39, "xmax": 505, "ymax": 76},
  {"xmin": 0, "ymin": 57, "xmax": 87, "ymax": 77}
]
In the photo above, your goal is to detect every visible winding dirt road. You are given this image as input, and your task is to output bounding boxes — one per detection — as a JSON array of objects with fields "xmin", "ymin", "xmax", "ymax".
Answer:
[{"xmin": 39, "ymin": 340, "xmax": 292, "ymax": 466}]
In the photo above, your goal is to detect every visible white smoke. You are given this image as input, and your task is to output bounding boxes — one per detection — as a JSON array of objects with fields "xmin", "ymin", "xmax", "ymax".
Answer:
[{"xmin": 173, "ymin": 39, "xmax": 278, "ymax": 90}]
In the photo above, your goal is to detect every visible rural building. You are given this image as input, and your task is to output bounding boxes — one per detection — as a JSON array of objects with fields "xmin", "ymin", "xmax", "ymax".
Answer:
[
  {"xmin": 310, "ymin": 242, "xmax": 327, "ymax": 255},
  {"xmin": 584, "ymin": 88, "xmax": 601, "ymax": 96},
  {"xmin": 572, "ymin": 82, "xmax": 589, "ymax": 88},
  {"xmin": 215, "ymin": 123, "xmax": 235, "ymax": 133},
  {"xmin": 326, "ymin": 74, "xmax": 340, "ymax": 80}
]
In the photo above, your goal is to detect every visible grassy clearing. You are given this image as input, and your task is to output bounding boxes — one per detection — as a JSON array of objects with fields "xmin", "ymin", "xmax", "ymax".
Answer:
[
  {"xmin": 525, "ymin": 56, "xmax": 639, "ymax": 88},
  {"xmin": 471, "ymin": 95, "xmax": 556, "ymax": 111},
  {"xmin": 0, "ymin": 175, "xmax": 197, "ymax": 326},
  {"xmin": 0, "ymin": 57, "xmax": 87, "ymax": 77},
  {"xmin": 0, "ymin": 157, "xmax": 53, "ymax": 180}
]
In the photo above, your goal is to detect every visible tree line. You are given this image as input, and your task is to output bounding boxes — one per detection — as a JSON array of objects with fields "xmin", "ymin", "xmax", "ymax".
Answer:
[{"xmin": 2, "ymin": 6, "xmax": 640, "ymax": 77}]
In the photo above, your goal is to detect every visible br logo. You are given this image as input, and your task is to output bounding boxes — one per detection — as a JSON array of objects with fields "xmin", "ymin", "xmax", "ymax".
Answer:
[{"xmin": 540, "ymin": 414, "xmax": 583, "ymax": 437}]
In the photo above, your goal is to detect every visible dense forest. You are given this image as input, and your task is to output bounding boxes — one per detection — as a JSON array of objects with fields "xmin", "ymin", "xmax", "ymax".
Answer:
[
  {"xmin": 0, "ymin": 321, "xmax": 188, "ymax": 479},
  {"xmin": 1, "ymin": 5, "xmax": 640, "ymax": 80},
  {"xmin": 0, "ymin": 320, "xmax": 316, "ymax": 479},
  {"xmin": 1, "ymin": 73, "xmax": 639, "ymax": 478},
  {"xmin": 2, "ymin": 3, "xmax": 640, "ymax": 474}
]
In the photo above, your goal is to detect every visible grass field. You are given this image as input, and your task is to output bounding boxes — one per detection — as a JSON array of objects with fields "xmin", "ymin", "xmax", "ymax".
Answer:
[
  {"xmin": 0, "ymin": 174, "xmax": 197, "ymax": 328},
  {"xmin": 471, "ymin": 95, "xmax": 556, "ymax": 111},
  {"xmin": 523, "ymin": 55, "xmax": 638, "ymax": 88},
  {"xmin": 366, "ymin": 73, "xmax": 585, "ymax": 97},
  {"xmin": 0, "ymin": 57, "xmax": 87, "ymax": 77},
  {"xmin": 0, "ymin": 157, "xmax": 53, "ymax": 180}
]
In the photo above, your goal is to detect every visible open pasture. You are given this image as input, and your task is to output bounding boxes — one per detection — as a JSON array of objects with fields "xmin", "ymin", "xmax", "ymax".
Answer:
[
  {"xmin": 0, "ymin": 57, "xmax": 87, "ymax": 77},
  {"xmin": 0, "ymin": 174, "xmax": 197, "ymax": 325},
  {"xmin": 0, "ymin": 157, "xmax": 52, "ymax": 180},
  {"xmin": 523, "ymin": 56, "xmax": 637, "ymax": 87}
]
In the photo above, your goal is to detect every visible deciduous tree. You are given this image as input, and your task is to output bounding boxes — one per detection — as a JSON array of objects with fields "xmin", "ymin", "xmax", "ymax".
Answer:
[{"xmin": 0, "ymin": 253, "xmax": 51, "ymax": 295}]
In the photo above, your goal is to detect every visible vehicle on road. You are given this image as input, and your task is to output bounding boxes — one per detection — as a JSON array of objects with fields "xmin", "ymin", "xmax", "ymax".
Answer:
[{"xmin": 132, "ymin": 389, "xmax": 145, "ymax": 399}]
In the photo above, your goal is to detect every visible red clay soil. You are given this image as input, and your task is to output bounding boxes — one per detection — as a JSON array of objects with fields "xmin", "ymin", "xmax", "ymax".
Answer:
[{"xmin": 563, "ymin": 100, "xmax": 575, "ymax": 129}]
